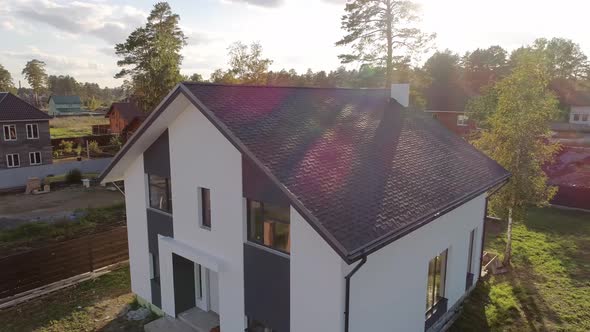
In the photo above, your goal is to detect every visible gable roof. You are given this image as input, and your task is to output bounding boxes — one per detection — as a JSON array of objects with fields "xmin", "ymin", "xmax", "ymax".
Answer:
[
  {"xmin": 0, "ymin": 92, "xmax": 51, "ymax": 121},
  {"xmin": 100, "ymin": 83, "xmax": 509, "ymax": 263},
  {"xmin": 107, "ymin": 102, "xmax": 144, "ymax": 122},
  {"xmin": 49, "ymin": 95, "xmax": 82, "ymax": 105}
]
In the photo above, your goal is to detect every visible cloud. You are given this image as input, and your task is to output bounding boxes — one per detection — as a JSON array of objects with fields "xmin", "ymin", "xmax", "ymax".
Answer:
[
  {"xmin": 224, "ymin": 0, "xmax": 285, "ymax": 8},
  {"xmin": 321, "ymin": 0, "xmax": 347, "ymax": 4},
  {"xmin": 1, "ymin": 20, "xmax": 15, "ymax": 31},
  {"xmin": 8, "ymin": 0, "xmax": 146, "ymax": 45}
]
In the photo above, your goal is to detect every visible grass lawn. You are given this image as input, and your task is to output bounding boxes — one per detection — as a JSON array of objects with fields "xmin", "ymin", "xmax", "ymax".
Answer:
[
  {"xmin": 0, "ymin": 266, "xmax": 158, "ymax": 332},
  {"xmin": 451, "ymin": 207, "xmax": 590, "ymax": 332},
  {"xmin": 50, "ymin": 116, "xmax": 108, "ymax": 138},
  {"xmin": 0, "ymin": 203, "xmax": 126, "ymax": 256}
]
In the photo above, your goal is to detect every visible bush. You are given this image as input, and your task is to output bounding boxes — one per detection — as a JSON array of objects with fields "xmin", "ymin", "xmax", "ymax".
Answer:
[
  {"xmin": 66, "ymin": 169, "xmax": 82, "ymax": 183},
  {"xmin": 88, "ymin": 140, "xmax": 102, "ymax": 154},
  {"xmin": 59, "ymin": 140, "xmax": 74, "ymax": 154},
  {"xmin": 75, "ymin": 144, "xmax": 83, "ymax": 157},
  {"xmin": 109, "ymin": 135, "xmax": 123, "ymax": 149}
]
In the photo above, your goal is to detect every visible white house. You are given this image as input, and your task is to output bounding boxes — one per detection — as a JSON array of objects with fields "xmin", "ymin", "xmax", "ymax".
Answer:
[
  {"xmin": 570, "ymin": 105, "xmax": 590, "ymax": 125},
  {"xmin": 99, "ymin": 83, "xmax": 509, "ymax": 332}
]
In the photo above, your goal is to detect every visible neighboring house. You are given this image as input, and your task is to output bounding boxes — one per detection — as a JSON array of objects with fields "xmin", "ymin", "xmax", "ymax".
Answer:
[
  {"xmin": 106, "ymin": 102, "xmax": 145, "ymax": 136},
  {"xmin": 550, "ymin": 79, "xmax": 590, "ymax": 126},
  {"xmin": 99, "ymin": 83, "xmax": 509, "ymax": 332},
  {"xmin": 48, "ymin": 95, "xmax": 83, "ymax": 116},
  {"xmin": 0, "ymin": 92, "xmax": 52, "ymax": 169},
  {"xmin": 424, "ymin": 85, "xmax": 478, "ymax": 137}
]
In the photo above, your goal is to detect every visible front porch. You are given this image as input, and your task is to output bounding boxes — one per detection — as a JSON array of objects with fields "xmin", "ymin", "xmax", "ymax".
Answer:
[{"xmin": 145, "ymin": 307, "xmax": 220, "ymax": 332}]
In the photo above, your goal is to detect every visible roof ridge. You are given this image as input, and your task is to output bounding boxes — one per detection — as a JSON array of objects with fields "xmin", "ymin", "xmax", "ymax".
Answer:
[{"xmin": 181, "ymin": 82, "xmax": 389, "ymax": 91}]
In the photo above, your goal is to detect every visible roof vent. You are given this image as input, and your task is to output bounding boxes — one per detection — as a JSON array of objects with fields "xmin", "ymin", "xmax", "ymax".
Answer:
[{"xmin": 391, "ymin": 84, "xmax": 410, "ymax": 107}]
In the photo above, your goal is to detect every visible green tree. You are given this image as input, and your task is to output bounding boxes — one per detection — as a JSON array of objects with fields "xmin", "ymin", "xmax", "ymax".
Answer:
[
  {"xmin": 462, "ymin": 45, "xmax": 508, "ymax": 92},
  {"xmin": 336, "ymin": 0, "xmax": 435, "ymax": 87},
  {"xmin": 115, "ymin": 2, "xmax": 187, "ymax": 112},
  {"xmin": 48, "ymin": 75, "xmax": 78, "ymax": 95},
  {"xmin": 0, "ymin": 64, "xmax": 15, "ymax": 93},
  {"xmin": 226, "ymin": 41, "xmax": 273, "ymax": 84},
  {"xmin": 21, "ymin": 59, "xmax": 48, "ymax": 106},
  {"xmin": 469, "ymin": 53, "xmax": 560, "ymax": 265},
  {"xmin": 187, "ymin": 73, "xmax": 204, "ymax": 82}
]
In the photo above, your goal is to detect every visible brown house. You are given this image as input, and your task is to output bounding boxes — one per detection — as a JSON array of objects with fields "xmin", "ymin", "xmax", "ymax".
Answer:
[
  {"xmin": 424, "ymin": 84, "xmax": 478, "ymax": 137},
  {"xmin": 0, "ymin": 93, "xmax": 52, "ymax": 169},
  {"xmin": 106, "ymin": 102, "xmax": 145, "ymax": 137}
]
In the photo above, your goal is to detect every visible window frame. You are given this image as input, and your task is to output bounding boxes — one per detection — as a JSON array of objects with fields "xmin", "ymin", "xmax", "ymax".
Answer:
[
  {"xmin": 29, "ymin": 151, "xmax": 42, "ymax": 166},
  {"xmin": 26, "ymin": 123, "xmax": 39, "ymax": 139},
  {"xmin": 199, "ymin": 187, "xmax": 212, "ymax": 230},
  {"xmin": 3, "ymin": 124, "xmax": 17, "ymax": 141},
  {"xmin": 582, "ymin": 114, "xmax": 589, "ymax": 122},
  {"xmin": 147, "ymin": 174, "xmax": 173, "ymax": 214},
  {"xmin": 573, "ymin": 114, "xmax": 580, "ymax": 121},
  {"xmin": 467, "ymin": 228, "xmax": 476, "ymax": 274},
  {"xmin": 457, "ymin": 114, "xmax": 469, "ymax": 126},
  {"xmin": 426, "ymin": 249, "xmax": 448, "ymax": 316},
  {"xmin": 6, "ymin": 153, "xmax": 20, "ymax": 168},
  {"xmin": 246, "ymin": 199, "xmax": 291, "ymax": 255}
]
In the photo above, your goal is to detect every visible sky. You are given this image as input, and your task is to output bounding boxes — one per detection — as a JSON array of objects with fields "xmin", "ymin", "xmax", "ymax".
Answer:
[{"xmin": 0, "ymin": 0, "xmax": 588, "ymax": 88}]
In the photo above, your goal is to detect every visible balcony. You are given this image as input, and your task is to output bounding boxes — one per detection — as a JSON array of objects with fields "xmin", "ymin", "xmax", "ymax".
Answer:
[{"xmin": 425, "ymin": 297, "xmax": 448, "ymax": 330}]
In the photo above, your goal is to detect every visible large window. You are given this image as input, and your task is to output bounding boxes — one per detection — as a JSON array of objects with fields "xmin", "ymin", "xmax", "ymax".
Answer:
[
  {"xmin": 26, "ymin": 124, "xmax": 39, "ymax": 139},
  {"xmin": 3, "ymin": 125, "xmax": 17, "ymax": 141},
  {"xmin": 148, "ymin": 174, "xmax": 172, "ymax": 213},
  {"xmin": 6, "ymin": 153, "xmax": 20, "ymax": 168},
  {"xmin": 426, "ymin": 249, "xmax": 448, "ymax": 315},
  {"xmin": 29, "ymin": 152, "xmax": 42, "ymax": 165},
  {"xmin": 200, "ymin": 188, "xmax": 211, "ymax": 229},
  {"xmin": 247, "ymin": 200, "xmax": 290, "ymax": 254}
]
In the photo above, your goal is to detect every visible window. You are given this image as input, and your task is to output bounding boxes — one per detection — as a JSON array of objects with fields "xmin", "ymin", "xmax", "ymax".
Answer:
[
  {"xmin": 6, "ymin": 153, "xmax": 20, "ymax": 168},
  {"xmin": 3, "ymin": 124, "xmax": 17, "ymax": 141},
  {"xmin": 148, "ymin": 174, "xmax": 172, "ymax": 213},
  {"xmin": 457, "ymin": 114, "xmax": 469, "ymax": 126},
  {"xmin": 29, "ymin": 152, "xmax": 42, "ymax": 165},
  {"xmin": 582, "ymin": 114, "xmax": 589, "ymax": 122},
  {"xmin": 573, "ymin": 114, "xmax": 580, "ymax": 121},
  {"xmin": 26, "ymin": 124, "xmax": 39, "ymax": 139},
  {"xmin": 149, "ymin": 253, "xmax": 155, "ymax": 279},
  {"xmin": 426, "ymin": 249, "xmax": 448, "ymax": 315},
  {"xmin": 200, "ymin": 188, "xmax": 211, "ymax": 229},
  {"xmin": 467, "ymin": 229, "xmax": 476, "ymax": 274},
  {"xmin": 247, "ymin": 200, "xmax": 290, "ymax": 254}
]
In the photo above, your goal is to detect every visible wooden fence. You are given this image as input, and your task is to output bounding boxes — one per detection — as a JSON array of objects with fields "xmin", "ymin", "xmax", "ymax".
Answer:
[{"xmin": 0, "ymin": 226, "xmax": 128, "ymax": 299}]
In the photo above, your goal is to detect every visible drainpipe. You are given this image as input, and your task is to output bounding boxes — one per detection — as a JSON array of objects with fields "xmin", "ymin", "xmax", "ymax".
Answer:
[{"xmin": 344, "ymin": 254, "xmax": 367, "ymax": 332}]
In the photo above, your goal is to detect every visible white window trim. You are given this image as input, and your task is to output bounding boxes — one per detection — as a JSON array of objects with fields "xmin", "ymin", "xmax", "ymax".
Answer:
[
  {"xmin": 29, "ymin": 151, "xmax": 42, "ymax": 165},
  {"xmin": 3, "ymin": 124, "xmax": 17, "ymax": 141},
  {"xmin": 457, "ymin": 115, "xmax": 469, "ymax": 127},
  {"xmin": 6, "ymin": 153, "xmax": 20, "ymax": 168},
  {"xmin": 26, "ymin": 123, "xmax": 39, "ymax": 139}
]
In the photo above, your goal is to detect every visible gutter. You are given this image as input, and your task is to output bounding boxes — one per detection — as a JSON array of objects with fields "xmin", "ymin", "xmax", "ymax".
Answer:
[{"xmin": 344, "ymin": 254, "xmax": 367, "ymax": 332}]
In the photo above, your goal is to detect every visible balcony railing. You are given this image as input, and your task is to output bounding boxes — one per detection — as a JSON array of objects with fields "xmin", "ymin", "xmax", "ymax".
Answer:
[{"xmin": 425, "ymin": 297, "xmax": 448, "ymax": 330}]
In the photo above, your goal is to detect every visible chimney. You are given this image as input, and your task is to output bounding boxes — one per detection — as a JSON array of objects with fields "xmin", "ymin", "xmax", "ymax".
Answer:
[{"xmin": 391, "ymin": 83, "xmax": 410, "ymax": 107}]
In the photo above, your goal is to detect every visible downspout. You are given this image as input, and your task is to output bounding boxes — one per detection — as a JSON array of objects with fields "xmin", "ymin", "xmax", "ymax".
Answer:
[
  {"xmin": 478, "ymin": 179, "xmax": 509, "ymax": 275},
  {"xmin": 344, "ymin": 254, "xmax": 367, "ymax": 332}
]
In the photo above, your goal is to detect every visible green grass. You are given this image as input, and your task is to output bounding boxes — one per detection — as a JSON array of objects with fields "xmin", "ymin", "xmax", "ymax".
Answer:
[
  {"xmin": 0, "ymin": 266, "xmax": 157, "ymax": 332},
  {"xmin": 452, "ymin": 207, "xmax": 590, "ymax": 332},
  {"xmin": 44, "ymin": 172, "xmax": 99, "ymax": 184},
  {"xmin": 0, "ymin": 203, "xmax": 125, "ymax": 253},
  {"xmin": 50, "ymin": 116, "xmax": 108, "ymax": 138}
]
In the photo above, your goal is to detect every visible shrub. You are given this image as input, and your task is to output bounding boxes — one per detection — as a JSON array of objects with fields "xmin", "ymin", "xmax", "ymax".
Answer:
[
  {"xmin": 88, "ymin": 140, "xmax": 102, "ymax": 154},
  {"xmin": 66, "ymin": 168, "xmax": 82, "ymax": 183},
  {"xmin": 75, "ymin": 144, "xmax": 83, "ymax": 157},
  {"xmin": 59, "ymin": 140, "xmax": 74, "ymax": 154},
  {"xmin": 109, "ymin": 135, "xmax": 123, "ymax": 149}
]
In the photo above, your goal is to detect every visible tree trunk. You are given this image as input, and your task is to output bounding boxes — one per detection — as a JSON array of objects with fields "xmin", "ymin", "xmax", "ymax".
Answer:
[
  {"xmin": 503, "ymin": 207, "xmax": 513, "ymax": 266},
  {"xmin": 385, "ymin": 0, "xmax": 393, "ymax": 88}
]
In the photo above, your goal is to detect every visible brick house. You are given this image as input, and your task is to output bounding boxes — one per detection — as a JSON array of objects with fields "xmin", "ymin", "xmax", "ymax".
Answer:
[
  {"xmin": 106, "ymin": 102, "xmax": 145, "ymax": 137},
  {"xmin": 0, "ymin": 93, "xmax": 52, "ymax": 169},
  {"xmin": 424, "ymin": 85, "xmax": 478, "ymax": 137}
]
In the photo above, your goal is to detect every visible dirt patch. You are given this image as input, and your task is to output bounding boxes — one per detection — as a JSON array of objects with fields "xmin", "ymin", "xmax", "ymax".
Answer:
[{"xmin": 0, "ymin": 186, "xmax": 124, "ymax": 230}]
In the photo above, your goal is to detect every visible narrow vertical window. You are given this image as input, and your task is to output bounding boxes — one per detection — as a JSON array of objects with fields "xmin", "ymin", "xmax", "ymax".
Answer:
[
  {"xmin": 200, "ymin": 188, "xmax": 211, "ymax": 229},
  {"xmin": 26, "ymin": 124, "xmax": 39, "ymax": 139},
  {"xmin": 467, "ymin": 229, "xmax": 476, "ymax": 274},
  {"xmin": 148, "ymin": 174, "xmax": 172, "ymax": 213},
  {"xmin": 426, "ymin": 249, "xmax": 448, "ymax": 315},
  {"xmin": 29, "ymin": 152, "xmax": 42, "ymax": 165}
]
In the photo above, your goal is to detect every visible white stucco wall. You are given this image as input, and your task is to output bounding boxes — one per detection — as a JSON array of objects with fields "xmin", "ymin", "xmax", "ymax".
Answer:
[
  {"xmin": 346, "ymin": 194, "xmax": 486, "ymax": 332},
  {"xmin": 124, "ymin": 154, "xmax": 151, "ymax": 302},
  {"xmin": 166, "ymin": 103, "xmax": 245, "ymax": 331},
  {"xmin": 290, "ymin": 208, "xmax": 346, "ymax": 332},
  {"xmin": 570, "ymin": 106, "xmax": 590, "ymax": 125}
]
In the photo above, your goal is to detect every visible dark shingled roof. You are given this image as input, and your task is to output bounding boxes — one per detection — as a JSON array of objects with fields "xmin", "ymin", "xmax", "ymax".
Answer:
[
  {"xmin": 182, "ymin": 83, "xmax": 509, "ymax": 260},
  {"xmin": 0, "ymin": 92, "xmax": 51, "ymax": 121},
  {"xmin": 107, "ymin": 102, "xmax": 144, "ymax": 122},
  {"xmin": 49, "ymin": 95, "xmax": 81, "ymax": 105}
]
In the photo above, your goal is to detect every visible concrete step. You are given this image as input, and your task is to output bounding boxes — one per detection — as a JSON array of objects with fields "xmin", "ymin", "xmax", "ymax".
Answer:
[
  {"xmin": 144, "ymin": 315, "xmax": 197, "ymax": 332},
  {"xmin": 178, "ymin": 307, "xmax": 220, "ymax": 332}
]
